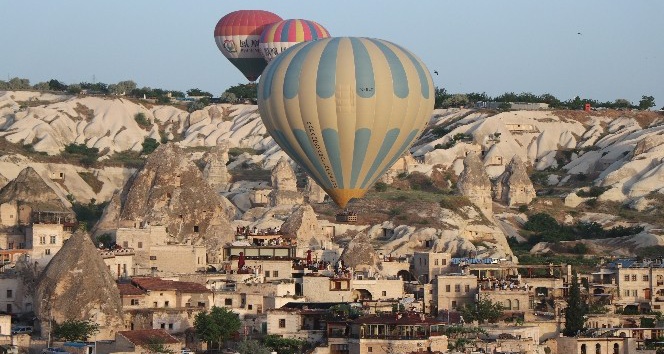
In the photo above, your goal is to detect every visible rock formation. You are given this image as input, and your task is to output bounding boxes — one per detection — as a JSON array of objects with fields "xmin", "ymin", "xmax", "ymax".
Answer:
[
  {"xmin": 0, "ymin": 167, "xmax": 72, "ymax": 213},
  {"xmin": 35, "ymin": 230, "xmax": 124, "ymax": 339},
  {"xmin": 305, "ymin": 176, "xmax": 327, "ymax": 204},
  {"xmin": 269, "ymin": 157, "xmax": 303, "ymax": 206},
  {"xmin": 493, "ymin": 155, "xmax": 536, "ymax": 206},
  {"xmin": 99, "ymin": 144, "xmax": 235, "ymax": 250},
  {"xmin": 457, "ymin": 152, "xmax": 493, "ymax": 213},
  {"xmin": 340, "ymin": 232, "xmax": 378, "ymax": 269},
  {"xmin": 203, "ymin": 143, "xmax": 231, "ymax": 192},
  {"xmin": 280, "ymin": 204, "xmax": 327, "ymax": 249},
  {"xmin": 0, "ymin": 173, "xmax": 7, "ymax": 190}
]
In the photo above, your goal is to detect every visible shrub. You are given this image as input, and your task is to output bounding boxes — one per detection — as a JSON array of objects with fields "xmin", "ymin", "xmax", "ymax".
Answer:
[
  {"xmin": 141, "ymin": 137, "xmax": 160, "ymax": 155},
  {"xmin": 134, "ymin": 112, "xmax": 151, "ymax": 128},
  {"xmin": 576, "ymin": 186, "xmax": 609, "ymax": 198},
  {"xmin": 374, "ymin": 182, "xmax": 388, "ymax": 192}
]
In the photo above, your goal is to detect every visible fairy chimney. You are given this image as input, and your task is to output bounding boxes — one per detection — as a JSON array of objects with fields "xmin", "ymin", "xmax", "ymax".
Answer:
[
  {"xmin": 457, "ymin": 152, "xmax": 493, "ymax": 213},
  {"xmin": 494, "ymin": 155, "xmax": 536, "ymax": 206}
]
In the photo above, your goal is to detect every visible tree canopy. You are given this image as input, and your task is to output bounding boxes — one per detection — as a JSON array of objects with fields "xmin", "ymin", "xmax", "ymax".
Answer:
[
  {"xmin": 564, "ymin": 273, "xmax": 587, "ymax": 336},
  {"xmin": 194, "ymin": 306, "xmax": 241, "ymax": 350},
  {"xmin": 52, "ymin": 319, "xmax": 100, "ymax": 342},
  {"xmin": 460, "ymin": 295, "xmax": 504, "ymax": 323}
]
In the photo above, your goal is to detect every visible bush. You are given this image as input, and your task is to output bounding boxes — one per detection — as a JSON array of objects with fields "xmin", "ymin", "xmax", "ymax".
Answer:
[
  {"xmin": 576, "ymin": 186, "xmax": 608, "ymax": 198},
  {"xmin": 374, "ymin": 182, "xmax": 388, "ymax": 192},
  {"xmin": 64, "ymin": 143, "xmax": 99, "ymax": 167},
  {"xmin": 570, "ymin": 243, "xmax": 588, "ymax": 254},
  {"xmin": 517, "ymin": 205, "xmax": 529, "ymax": 213},
  {"xmin": 134, "ymin": 112, "xmax": 151, "ymax": 128},
  {"xmin": 141, "ymin": 137, "xmax": 160, "ymax": 155}
]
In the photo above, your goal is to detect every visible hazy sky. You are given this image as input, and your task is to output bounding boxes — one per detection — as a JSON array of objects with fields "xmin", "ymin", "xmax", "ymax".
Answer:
[{"xmin": 2, "ymin": 1, "xmax": 663, "ymax": 106}]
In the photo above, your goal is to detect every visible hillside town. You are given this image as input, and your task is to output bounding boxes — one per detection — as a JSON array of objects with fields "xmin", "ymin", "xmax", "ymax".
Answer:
[{"xmin": 0, "ymin": 91, "xmax": 663, "ymax": 353}]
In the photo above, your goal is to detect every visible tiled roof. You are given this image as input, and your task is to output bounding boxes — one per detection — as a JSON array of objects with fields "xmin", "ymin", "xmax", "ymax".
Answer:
[
  {"xmin": 118, "ymin": 329, "xmax": 179, "ymax": 346},
  {"xmin": 117, "ymin": 283, "xmax": 146, "ymax": 296},
  {"xmin": 131, "ymin": 277, "xmax": 211, "ymax": 293}
]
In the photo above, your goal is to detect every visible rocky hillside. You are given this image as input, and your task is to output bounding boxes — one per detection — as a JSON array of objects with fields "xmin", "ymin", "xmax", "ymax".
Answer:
[{"xmin": 2, "ymin": 90, "xmax": 663, "ymax": 260}]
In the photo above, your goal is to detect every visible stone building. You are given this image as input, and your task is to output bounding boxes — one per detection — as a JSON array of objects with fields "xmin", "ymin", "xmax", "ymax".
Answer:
[
  {"xmin": 412, "ymin": 252, "xmax": 453, "ymax": 284},
  {"xmin": 457, "ymin": 152, "xmax": 493, "ymax": 213},
  {"xmin": 556, "ymin": 336, "xmax": 634, "ymax": 354},
  {"xmin": 433, "ymin": 274, "xmax": 478, "ymax": 312},
  {"xmin": 280, "ymin": 204, "xmax": 329, "ymax": 252},
  {"xmin": 493, "ymin": 155, "xmax": 536, "ymax": 206},
  {"xmin": 305, "ymin": 176, "xmax": 326, "ymax": 204}
]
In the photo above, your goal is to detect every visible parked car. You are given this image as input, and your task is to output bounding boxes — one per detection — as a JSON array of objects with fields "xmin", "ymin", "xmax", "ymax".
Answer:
[
  {"xmin": 42, "ymin": 348, "xmax": 71, "ymax": 354},
  {"xmin": 10, "ymin": 326, "xmax": 33, "ymax": 334}
]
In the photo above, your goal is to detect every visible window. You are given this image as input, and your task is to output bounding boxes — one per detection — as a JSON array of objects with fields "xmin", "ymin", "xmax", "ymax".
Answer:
[
  {"xmin": 279, "ymin": 319, "xmax": 286, "ymax": 328},
  {"xmin": 454, "ymin": 284, "xmax": 461, "ymax": 292},
  {"xmin": 225, "ymin": 299, "xmax": 232, "ymax": 306},
  {"xmin": 198, "ymin": 302, "xmax": 205, "ymax": 307},
  {"xmin": 631, "ymin": 275, "xmax": 637, "ymax": 281},
  {"xmin": 451, "ymin": 301, "xmax": 457, "ymax": 308},
  {"xmin": 643, "ymin": 275, "xmax": 649, "ymax": 281},
  {"xmin": 194, "ymin": 225, "xmax": 199, "ymax": 233},
  {"xmin": 50, "ymin": 236, "xmax": 56, "ymax": 244},
  {"xmin": 160, "ymin": 323, "xmax": 165, "ymax": 329},
  {"xmin": 273, "ymin": 271, "xmax": 279, "ymax": 277},
  {"xmin": 434, "ymin": 259, "xmax": 439, "ymax": 266},
  {"xmin": 445, "ymin": 285, "xmax": 451, "ymax": 292},
  {"xmin": 613, "ymin": 343, "xmax": 619, "ymax": 354},
  {"xmin": 368, "ymin": 347, "xmax": 373, "ymax": 353},
  {"xmin": 164, "ymin": 301, "xmax": 169, "ymax": 307},
  {"xmin": 632, "ymin": 290, "xmax": 638, "ymax": 296},
  {"xmin": 130, "ymin": 299, "xmax": 139, "ymax": 305},
  {"xmin": 265, "ymin": 271, "xmax": 271, "ymax": 278},
  {"xmin": 382, "ymin": 291, "xmax": 387, "ymax": 296},
  {"xmin": 6, "ymin": 290, "xmax": 12, "ymax": 298},
  {"xmin": 248, "ymin": 304, "xmax": 253, "ymax": 310},
  {"xmin": 168, "ymin": 323, "xmax": 174, "ymax": 329},
  {"xmin": 624, "ymin": 275, "xmax": 630, "ymax": 281},
  {"xmin": 137, "ymin": 242, "xmax": 143, "ymax": 249},
  {"xmin": 581, "ymin": 344, "xmax": 587, "ymax": 354},
  {"xmin": 150, "ymin": 256, "xmax": 157, "ymax": 260},
  {"xmin": 595, "ymin": 343, "xmax": 601, "ymax": 354},
  {"xmin": 45, "ymin": 249, "xmax": 51, "ymax": 255},
  {"xmin": 624, "ymin": 290, "xmax": 630, "ymax": 296},
  {"xmin": 5, "ymin": 304, "xmax": 10, "ymax": 313},
  {"xmin": 39, "ymin": 236, "xmax": 46, "ymax": 245},
  {"xmin": 465, "ymin": 284, "xmax": 470, "ymax": 293},
  {"xmin": 8, "ymin": 242, "xmax": 13, "ymax": 249},
  {"xmin": 123, "ymin": 241, "xmax": 129, "ymax": 248},
  {"xmin": 442, "ymin": 259, "xmax": 447, "ymax": 265},
  {"xmin": 153, "ymin": 302, "xmax": 158, "ymax": 307}
]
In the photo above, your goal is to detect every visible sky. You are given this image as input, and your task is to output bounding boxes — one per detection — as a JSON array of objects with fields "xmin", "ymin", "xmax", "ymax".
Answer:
[{"xmin": 2, "ymin": 1, "xmax": 663, "ymax": 107}]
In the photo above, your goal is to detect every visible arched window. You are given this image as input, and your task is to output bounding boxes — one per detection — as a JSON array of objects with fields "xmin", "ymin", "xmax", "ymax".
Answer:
[
  {"xmin": 505, "ymin": 299, "xmax": 512, "ymax": 310},
  {"xmin": 613, "ymin": 343, "xmax": 619, "ymax": 354},
  {"xmin": 595, "ymin": 343, "xmax": 601, "ymax": 354},
  {"xmin": 513, "ymin": 299, "xmax": 520, "ymax": 310},
  {"xmin": 581, "ymin": 344, "xmax": 587, "ymax": 354}
]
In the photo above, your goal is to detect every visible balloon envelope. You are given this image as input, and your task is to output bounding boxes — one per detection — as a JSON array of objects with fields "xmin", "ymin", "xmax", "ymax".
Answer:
[
  {"xmin": 259, "ymin": 19, "xmax": 331, "ymax": 62},
  {"xmin": 214, "ymin": 10, "xmax": 282, "ymax": 81},
  {"xmin": 258, "ymin": 37, "xmax": 434, "ymax": 208}
]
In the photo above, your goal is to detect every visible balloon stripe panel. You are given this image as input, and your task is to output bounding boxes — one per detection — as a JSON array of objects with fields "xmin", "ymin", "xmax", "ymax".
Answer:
[
  {"xmin": 293, "ymin": 129, "xmax": 334, "ymax": 189},
  {"xmin": 283, "ymin": 43, "xmax": 317, "ymax": 99},
  {"xmin": 360, "ymin": 128, "xmax": 400, "ymax": 189},
  {"xmin": 350, "ymin": 128, "xmax": 371, "ymax": 188},
  {"xmin": 322, "ymin": 129, "xmax": 345, "ymax": 189},
  {"xmin": 350, "ymin": 38, "xmax": 375, "ymax": 99},
  {"xmin": 315, "ymin": 38, "xmax": 341, "ymax": 99},
  {"xmin": 367, "ymin": 39, "xmax": 409, "ymax": 99},
  {"xmin": 397, "ymin": 44, "xmax": 431, "ymax": 99}
]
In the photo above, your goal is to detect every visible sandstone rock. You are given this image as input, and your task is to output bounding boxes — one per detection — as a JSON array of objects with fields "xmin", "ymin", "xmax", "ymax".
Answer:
[
  {"xmin": 271, "ymin": 157, "xmax": 297, "ymax": 192},
  {"xmin": 102, "ymin": 144, "xmax": 235, "ymax": 250},
  {"xmin": 564, "ymin": 192, "xmax": 587, "ymax": 208},
  {"xmin": 280, "ymin": 204, "xmax": 327, "ymax": 249},
  {"xmin": 340, "ymin": 232, "xmax": 378, "ymax": 269},
  {"xmin": 305, "ymin": 176, "xmax": 327, "ymax": 204},
  {"xmin": 35, "ymin": 230, "xmax": 124, "ymax": 339},
  {"xmin": 0, "ymin": 173, "xmax": 7, "ymax": 190},
  {"xmin": 268, "ymin": 190, "xmax": 304, "ymax": 207},
  {"xmin": 203, "ymin": 143, "xmax": 231, "ymax": 193},
  {"xmin": 457, "ymin": 152, "xmax": 492, "ymax": 213},
  {"xmin": 0, "ymin": 166, "xmax": 73, "ymax": 216},
  {"xmin": 493, "ymin": 155, "xmax": 536, "ymax": 206}
]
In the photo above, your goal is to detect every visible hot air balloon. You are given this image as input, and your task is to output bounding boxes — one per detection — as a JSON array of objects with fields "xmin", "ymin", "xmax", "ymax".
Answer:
[
  {"xmin": 258, "ymin": 37, "xmax": 434, "ymax": 208},
  {"xmin": 259, "ymin": 19, "xmax": 331, "ymax": 62},
  {"xmin": 214, "ymin": 10, "xmax": 282, "ymax": 82}
]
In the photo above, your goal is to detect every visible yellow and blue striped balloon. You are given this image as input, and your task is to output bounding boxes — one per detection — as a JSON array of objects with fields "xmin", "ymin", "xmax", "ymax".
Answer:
[{"xmin": 258, "ymin": 37, "xmax": 434, "ymax": 208}]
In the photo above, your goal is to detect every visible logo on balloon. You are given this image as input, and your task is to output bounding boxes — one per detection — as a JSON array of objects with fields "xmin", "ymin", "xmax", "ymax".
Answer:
[{"xmin": 223, "ymin": 40, "xmax": 237, "ymax": 53}]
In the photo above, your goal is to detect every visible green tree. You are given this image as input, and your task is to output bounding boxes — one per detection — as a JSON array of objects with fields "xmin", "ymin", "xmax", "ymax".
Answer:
[
  {"xmin": 374, "ymin": 182, "xmax": 388, "ymax": 192},
  {"xmin": 141, "ymin": 138, "xmax": 160, "ymax": 155},
  {"xmin": 52, "ymin": 319, "xmax": 100, "ymax": 342},
  {"xmin": 613, "ymin": 98, "xmax": 632, "ymax": 109},
  {"xmin": 48, "ymin": 79, "xmax": 68, "ymax": 91},
  {"xmin": 194, "ymin": 306, "xmax": 241, "ymax": 350},
  {"xmin": 134, "ymin": 112, "xmax": 151, "ymax": 128},
  {"xmin": 639, "ymin": 95, "xmax": 656, "ymax": 110},
  {"xmin": 110, "ymin": 80, "xmax": 137, "ymax": 95},
  {"xmin": 441, "ymin": 94, "xmax": 469, "ymax": 108},
  {"xmin": 263, "ymin": 335, "xmax": 306, "ymax": 354},
  {"xmin": 96, "ymin": 233, "xmax": 114, "ymax": 248},
  {"xmin": 460, "ymin": 295, "xmax": 504, "ymax": 323},
  {"xmin": 224, "ymin": 83, "xmax": 257, "ymax": 100},
  {"xmin": 564, "ymin": 273, "xmax": 587, "ymax": 336},
  {"xmin": 236, "ymin": 340, "xmax": 271, "ymax": 354},
  {"xmin": 187, "ymin": 88, "xmax": 213, "ymax": 97},
  {"xmin": 219, "ymin": 91, "xmax": 238, "ymax": 103},
  {"xmin": 434, "ymin": 87, "xmax": 449, "ymax": 108}
]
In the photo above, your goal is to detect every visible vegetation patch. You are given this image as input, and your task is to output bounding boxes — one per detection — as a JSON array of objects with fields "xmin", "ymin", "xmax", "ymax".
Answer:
[
  {"xmin": 134, "ymin": 112, "xmax": 151, "ymax": 128},
  {"xmin": 576, "ymin": 186, "xmax": 609, "ymax": 198},
  {"xmin": 77, "ymin": 172, "xmax": 103, "ymax": 194},
  {"xmin": 64, "ymin": 143, "xmax": 99, "ymax": 166}
]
